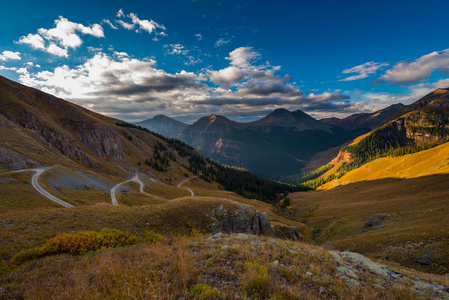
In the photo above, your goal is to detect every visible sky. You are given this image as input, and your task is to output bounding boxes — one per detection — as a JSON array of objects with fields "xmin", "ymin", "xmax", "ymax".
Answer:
[{"xmin": 2, "ymin": 0, "xmax": 449, "ymax": 123}]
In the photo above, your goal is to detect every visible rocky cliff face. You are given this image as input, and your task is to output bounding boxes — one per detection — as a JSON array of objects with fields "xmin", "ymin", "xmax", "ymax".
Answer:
[{"xmin": 380, "ymin": 111, "xmax": 449, "ymax": 145}]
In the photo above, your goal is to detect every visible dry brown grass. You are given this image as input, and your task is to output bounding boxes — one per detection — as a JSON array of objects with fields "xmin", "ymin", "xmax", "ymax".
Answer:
[
  {"xmin": 0, "ymin": 172, "xmax": 60, "ymax": 212},
  {"xmin": 1, "ymin": 233, "xmax": 442, "ymax": 299}
]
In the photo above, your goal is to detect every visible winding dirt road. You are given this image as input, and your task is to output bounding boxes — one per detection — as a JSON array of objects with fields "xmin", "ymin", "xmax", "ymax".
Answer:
[
  {"xmin": 13, "ymin": 167, "xmax": 74, "ymax": 208},
  {"xmin": 177, "ymin": 175, "xmax": 197, "ymax": 196},
  {"xmin": 110, "ymin": 173, "xmax": 163, "ymax": 205}
]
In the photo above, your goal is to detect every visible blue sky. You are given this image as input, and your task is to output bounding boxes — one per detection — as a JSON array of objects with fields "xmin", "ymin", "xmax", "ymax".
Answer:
[{"xmin": 1, "ymin": 0, "xmax": 449, "ymax": 123}]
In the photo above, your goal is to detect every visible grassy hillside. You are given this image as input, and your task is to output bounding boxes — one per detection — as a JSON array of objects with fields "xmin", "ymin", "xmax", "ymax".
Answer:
[{"xmin": 288, "ymin": 142, "xmax": 449, "ymax": 274}]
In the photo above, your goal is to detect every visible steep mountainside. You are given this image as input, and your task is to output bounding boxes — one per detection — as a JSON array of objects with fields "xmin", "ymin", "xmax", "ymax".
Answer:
[
  {"xmin": 179, "ymin": 110, "xmax": 361, "ymax": 180},
  {"xmin": 320, "ymin": 103, "xmax": 405, "ymax": 130},
  {"xmin": 178, "ymin": 114, "xmax": 305, "ymax": 178},
  {"xmin": 325, "ymin": 88, "xmax": 449, "ymax": 174},
  {"xmin": 289, "ymin": 142, "xmax": 449, "ymax": 275},
  {"xmin": 135, "ymin": 115, "xmax": 187, "ymax": 139}
]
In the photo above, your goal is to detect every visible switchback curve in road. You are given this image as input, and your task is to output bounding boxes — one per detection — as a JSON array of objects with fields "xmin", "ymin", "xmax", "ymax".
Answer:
[
  {"xmin": 110, "ymin": 173, "xmax": 163, "ymax": 205},
  {"xmin": 177, "ymin": 175, "xmax": 197, "ymax": 197},
  {"xmin": 13, "ymin": 167, "xmax": 75, "ymax": 208}
]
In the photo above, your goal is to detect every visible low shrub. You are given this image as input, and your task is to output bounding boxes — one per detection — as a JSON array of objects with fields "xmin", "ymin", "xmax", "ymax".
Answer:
[{"xmin": 11, "ymin": 228, "xmax": 156, "ymax": 264}]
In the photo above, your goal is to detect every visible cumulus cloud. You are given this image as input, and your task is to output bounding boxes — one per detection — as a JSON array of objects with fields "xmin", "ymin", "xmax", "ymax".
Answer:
[
  {"xmin": 340, "ymin": 61, "xmax": 388, "ymax": 81},
  {"xmin": 18, "ymin": 34, "xmax": 46, "ymax": 50},
  {"xmin": 16, "ymin": 47, "xmax": 352, "ymax": 122},
  {"xmin": 18, "ymin": 16, "xmax": 104, "ymax": 57},
  {"xmin": 195, "ymin": 34, "xmax": 202, "ymax": 41},
  {"xmin": 378, "ymin": 49, "xmax": 449, "ymax": 85},
  {"xmin": 227, "ymin": 47, "xmax": 261, "ymax": 67},
  {"xmin": 0, "ymin": 51, "xmax": 21, "ymax": 61}
]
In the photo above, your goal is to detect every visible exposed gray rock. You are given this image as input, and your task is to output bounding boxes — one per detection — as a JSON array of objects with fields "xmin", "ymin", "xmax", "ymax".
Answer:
[
  {"xmin": 329, "ymin": 250, "xmax": 344, "ymax": 265},
  {"xmin": 206, "ymin": 232, "xmax": 224, "ymax": 242},
  {"xmin": 417, "ymin": 252, "xmax": 436, "ymax": 265},
  {"xmin": 341, "ymin": 251, "xmax": 394, "ymax": 278},
  {"xmin": 363, "ymin": 214, "xmax": 390, "ymax": 231},
  {"xmin": 236, "ymin": 233, "xmax": 249, "ymax": 240},
  {"xmin": 208, "ymin": 203, "xmax": 272, "ymax": 237},
  {"xmin": 272, "ymin": 224, "xmax": 301, "ymax": 241}
]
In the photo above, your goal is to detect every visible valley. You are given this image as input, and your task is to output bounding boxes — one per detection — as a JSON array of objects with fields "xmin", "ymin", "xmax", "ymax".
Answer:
[{"xmin": 1, "ymin": 76, "xmax": 449, "ymax": 299}]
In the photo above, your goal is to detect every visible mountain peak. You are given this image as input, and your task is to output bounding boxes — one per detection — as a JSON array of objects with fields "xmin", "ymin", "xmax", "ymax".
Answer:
[
  {"xmin": 245, "ymin": 108, "xmax": 331, "ymax": 133},
  {"xmin": 135, "ymin": 115, "xmax": 187, "ymax": 139}
]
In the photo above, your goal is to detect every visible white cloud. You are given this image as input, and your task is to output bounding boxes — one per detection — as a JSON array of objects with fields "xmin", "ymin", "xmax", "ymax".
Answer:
[
  {"xmin": 195, "ymin": 34, "xmax": 202, "ymax": 41},
  {"xmin": 433, "ymin": 78, "xmax": 449, "ymax": 89},
  {"xmin": 18, "ymin": 16, "xmax": 104, "ymax": 57},
  {"xmin": 16, "ymin": 48, "xmax": 351, "ymax": 122},
  {"xmin": 340, "ymin": 61, "xmax": 388, "ymax": 81},
  {"xmin": 115, "ymin": 10, "xmax": 165, "ymax": 36},
  {"xmin": 215, "ymin": 37, "xmax": 230, "ymax": 47},
  {"xmin": 0, "ymin": 66, "xmax": 17, "ymax": 71},
  {"xmin": 47, "ymin": 43, "xmax": 69, "ymax": 57},
  {"xmin": 226, "ymin": 47, "xmax": 261, "ymax": 67},
  {"xmin": 166, "ymin": 44, "xmax": 189, "ymax": 55},
  {"xmin": 117, "ymin": 20, "xmax": 134, "ymax": 30},
  {"xmin": 18, "ymin": 33, "xmax": 46, "ymax": 50},
  {"xmin": 129, "ymin": 12, "xmax": 165, "ymax": 34},
  {"xmin": 210, "ymin": 66, "xmax": 246, "ymax": 85},
  {"xmin": 102, "ymin": 19, "xmax": 118, "ymax": 30},
  {"xmin": 0, "ymin": 51, "xmax": 21, "ymax": 61},
  {"xmin": 165, "ymin": 44, "xmax": 202, "ymax": 66},
  {"xmin": 117, "ymin": 9, "xmax": 125, "ymax": 18},
  {"xmin": 378, "ymin": 49, "xmax": 449, "ymax": 85}
]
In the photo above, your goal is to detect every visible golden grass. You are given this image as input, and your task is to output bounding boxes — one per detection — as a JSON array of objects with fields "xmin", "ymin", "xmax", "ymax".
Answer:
[
  {"xmin": 289, "ymin": 173, "xmax": 449, "ymax": 274},
  {"xmin": 321, "ymin": 141, "xmax": 449, "ymax": 190}
]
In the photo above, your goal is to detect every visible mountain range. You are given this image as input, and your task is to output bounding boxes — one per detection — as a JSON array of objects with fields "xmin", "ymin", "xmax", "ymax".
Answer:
[{"xmin": 136, "ymin": 103, "xmax": 403, "ymax": 181}]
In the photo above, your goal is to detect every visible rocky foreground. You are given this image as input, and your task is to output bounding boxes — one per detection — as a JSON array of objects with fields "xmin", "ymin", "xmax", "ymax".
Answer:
[{"xmin": 4, "ymin": 231, "xmax": 448, "ymax": 299}]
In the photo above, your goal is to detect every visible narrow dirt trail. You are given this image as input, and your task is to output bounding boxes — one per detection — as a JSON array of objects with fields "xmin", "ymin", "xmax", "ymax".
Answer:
[
  {"xmin": 177, "ymin": 175, "xmax": 197, "ymax": 196},
  {"xmin": 12, "ymin": 167, "xmax": 75, "ymax": 208}
]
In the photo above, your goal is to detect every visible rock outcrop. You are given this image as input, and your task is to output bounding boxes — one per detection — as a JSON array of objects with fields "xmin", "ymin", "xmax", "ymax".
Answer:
[
  {"xmin": 330, "ymin": 249, "xmax": 449, "ymax": 296},
  {"xmin": 208, "ymin": 202, "xmax": 302, "ymax": 241},
  {"xmin": 208, "ymin": 203, "xmax": 272, "ymax": 237}
]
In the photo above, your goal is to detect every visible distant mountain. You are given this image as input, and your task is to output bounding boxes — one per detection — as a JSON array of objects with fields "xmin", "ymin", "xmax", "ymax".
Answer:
[
  {"xmin": 320, "ymin": 103, "xmax": 405, "ymax": 131},
  {"xmin": 179, "ymin": 114, "xmax": 305, "ymax": 178},
  {"xmin": 135, "ymin": 115, "xmax": 187, "ymax": 139},
  {"xmin": 179, "ymin": 110, "xmax": 361, "ymax": 180},
  {"xmin": 245, "ymin": 108, "xmax": 332, "ymax": 133}
]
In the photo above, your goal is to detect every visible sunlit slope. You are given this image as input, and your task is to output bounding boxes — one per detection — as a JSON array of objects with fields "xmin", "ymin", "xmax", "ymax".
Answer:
[{"xmin": 321, "ymin": 141, "xmax": 449, "ymax": 189}]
